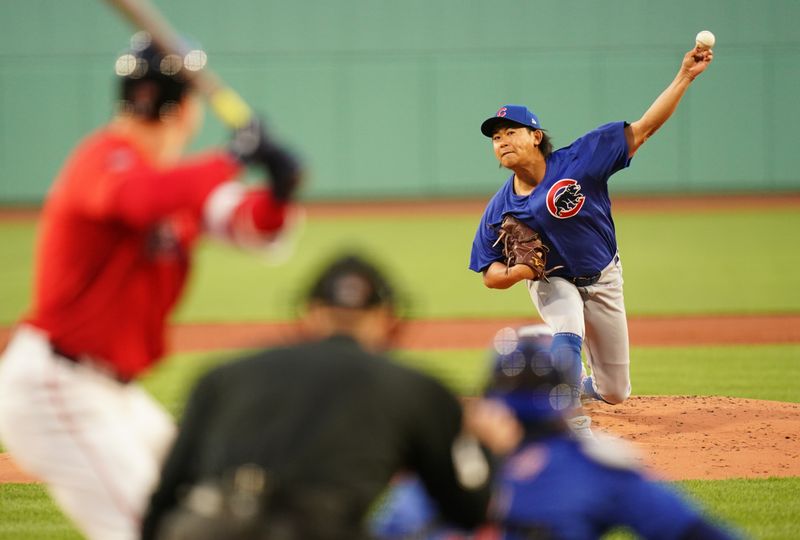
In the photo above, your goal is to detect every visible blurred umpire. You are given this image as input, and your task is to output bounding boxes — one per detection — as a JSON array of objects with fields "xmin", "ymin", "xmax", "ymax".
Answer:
[{"xmin": 142, "ymin": 254, "xmax": 502, "ymax": 540}]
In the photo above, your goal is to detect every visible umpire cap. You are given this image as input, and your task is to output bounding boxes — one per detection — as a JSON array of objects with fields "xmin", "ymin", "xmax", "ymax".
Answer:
[
  {"xmin": 306, "ymin": 254, "xmax": 396, "ymax": 311},
  {"xmin": 115, "ymin": 31, "xmax": 206, "ymax": 120},
  {"xmin": 484, "ymin": 325, "xmax": 572, "ymax": 424}
]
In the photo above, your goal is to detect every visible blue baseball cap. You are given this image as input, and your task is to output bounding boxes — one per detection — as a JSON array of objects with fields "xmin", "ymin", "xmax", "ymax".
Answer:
[{"xmin": 480, "ymin": 105, "xmax": 542, "ymax": 137}]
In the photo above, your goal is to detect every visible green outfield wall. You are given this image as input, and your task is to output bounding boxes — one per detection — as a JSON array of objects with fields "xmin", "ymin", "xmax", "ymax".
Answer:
[{"xmin": 0, "ymin": 0, "xmax": 798, "ymax": 203}]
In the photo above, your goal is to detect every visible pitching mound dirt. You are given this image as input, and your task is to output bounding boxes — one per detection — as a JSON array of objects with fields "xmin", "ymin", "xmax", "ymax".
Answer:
[{"xmin": 584, "ymin": 396, "xmax": 800, "ymax": 481}]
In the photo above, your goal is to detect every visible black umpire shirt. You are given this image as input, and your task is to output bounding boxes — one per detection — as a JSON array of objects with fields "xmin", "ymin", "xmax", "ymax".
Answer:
[{"xmin": 141, "ymin": 334, "xmax": 491, "ymax": 539}]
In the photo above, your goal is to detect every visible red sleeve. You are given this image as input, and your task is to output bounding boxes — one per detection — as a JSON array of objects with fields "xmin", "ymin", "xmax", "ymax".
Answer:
[
  {"xmin": 116, "ymin": 151, "xmax": 241, "ymax": 228},
  {"xmin": 230, "ymin": 189, "xmax": 289, "ymax": 235},
  {"xmin": 55, "ymin": 133, "xmax": 241, "ymax": 228},
  {"xmin": 100, "ymin": 150, "xmax": 242, "ymax": 229}
]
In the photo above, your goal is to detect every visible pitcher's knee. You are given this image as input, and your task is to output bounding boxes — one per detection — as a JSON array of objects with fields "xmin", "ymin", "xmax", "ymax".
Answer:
[{"xmin": 599, "ymin": 385, "xmax": 631, "ymax": 405}]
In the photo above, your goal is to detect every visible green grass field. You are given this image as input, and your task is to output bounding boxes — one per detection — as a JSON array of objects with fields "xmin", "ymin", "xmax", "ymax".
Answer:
[
  {"xmin": 2, "ymin": 208, "xmax": 800, "ymax": 323},
  {"xmin": 1, "ymin": 205, "xmax": 799, "ymax": 539},
  {"xmin": 5, "ymin": 477, "xmax": 798, "ymax": 540}
]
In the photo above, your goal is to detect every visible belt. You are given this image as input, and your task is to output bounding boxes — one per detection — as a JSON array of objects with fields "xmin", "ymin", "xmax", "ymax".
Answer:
[
  {"xmin": 565, "ymin": 273, "xmax": 601, "ymax": 287},
  {"xmin": 52, "ymin": 346, "xmax": 131, "ymax": 384},
  {"xmin": 561, "ymin": 254, "xmax": 619, "ymax": 288}
]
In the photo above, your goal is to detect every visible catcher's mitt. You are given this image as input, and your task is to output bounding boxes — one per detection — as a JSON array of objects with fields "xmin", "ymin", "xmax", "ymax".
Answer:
[{"xmin": 493, "ymin": 215, "xmax": 560, "ymax": 281}]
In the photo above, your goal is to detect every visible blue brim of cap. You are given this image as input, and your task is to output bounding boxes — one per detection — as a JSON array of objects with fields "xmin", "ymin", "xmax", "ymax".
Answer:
[{"xmin": 480, "ymin": 116, "xmax": 536, "ymax": 137}]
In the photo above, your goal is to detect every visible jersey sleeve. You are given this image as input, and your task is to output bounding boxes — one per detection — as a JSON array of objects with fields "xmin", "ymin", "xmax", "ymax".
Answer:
[
  {"xmin": 469, "ymin": 206, "xmax": 504, "ymax": 273},
  {"xmin": 570, "ymin": 121, "xmax": 631, "ymax": 182},
  {"xmin": 202, "ymin": 181, "xmax": 290, "ymax": 246},
  {"xmin": 82, "ymin": 145, "xmax": 242, "ymax": 229}
]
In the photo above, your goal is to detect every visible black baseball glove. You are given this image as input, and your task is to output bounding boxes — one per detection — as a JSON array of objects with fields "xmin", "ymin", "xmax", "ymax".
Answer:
[{"xmin": 228, "ymin": 117, "xmax": 302, "ymax": 202}]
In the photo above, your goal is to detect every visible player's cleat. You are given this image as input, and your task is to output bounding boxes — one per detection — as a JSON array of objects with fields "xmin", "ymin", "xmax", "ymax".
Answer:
[
  {"xmin": 579, "ymin": 375, "xmax": 603, "ymax": 404},
  {"xmin": 567, "ymin": 415, "xmax": 595, "ymax": 440}
]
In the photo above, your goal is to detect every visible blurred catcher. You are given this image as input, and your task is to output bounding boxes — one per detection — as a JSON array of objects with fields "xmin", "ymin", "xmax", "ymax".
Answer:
[
  {"xmin": 371, "ymin": 325, "xmax": 741, "ymax": 540},
  {"xmin": 0, "ymin": 32, "xmax": 301, "ymax": 540},
  {"xmin": 142, "ymin": 253, "xmax": 509, "ymax": 540}
]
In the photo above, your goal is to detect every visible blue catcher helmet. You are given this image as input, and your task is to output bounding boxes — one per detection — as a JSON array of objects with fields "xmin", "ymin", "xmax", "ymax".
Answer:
[{"xmin": 484, "ymin": 325, "xmax": 573, "ymax": 424}]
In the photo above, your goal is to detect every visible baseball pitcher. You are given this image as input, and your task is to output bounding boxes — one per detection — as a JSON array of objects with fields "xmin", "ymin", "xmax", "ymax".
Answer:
[{"xmin": 470, "ymin": 44, "xmax": 714, "ymax": 438}]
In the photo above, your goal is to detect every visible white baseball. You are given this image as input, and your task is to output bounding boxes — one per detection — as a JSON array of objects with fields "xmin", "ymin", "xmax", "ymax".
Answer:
[{"xmin": 695, "ymin": 30, "xmax": 715, "ymax": 50}]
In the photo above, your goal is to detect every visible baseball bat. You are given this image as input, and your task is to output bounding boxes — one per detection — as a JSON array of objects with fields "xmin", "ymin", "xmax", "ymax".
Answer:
[{"xmin": 103, "ymin": 0, "xmax": 253, "ymax": 129}]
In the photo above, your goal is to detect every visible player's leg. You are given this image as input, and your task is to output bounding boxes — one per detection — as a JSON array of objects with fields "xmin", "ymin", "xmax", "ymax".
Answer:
[
  {"xmin": 43, "ymin": 379, "xmax": 166, "ymax": 540},
  {"xmin": 581, "ymin": 255, "xmax": 631, "ymax": 405},
  {"xmin": 0, "ymin": 327, "xmax": 167, "ymax": 540},
  {"xmin": 527, "ymin": 277, "xmax": 586, "ymax": 399},
  {"xmin": 127, "ymin": 383, "xmax": 176, "ymax": 466}
]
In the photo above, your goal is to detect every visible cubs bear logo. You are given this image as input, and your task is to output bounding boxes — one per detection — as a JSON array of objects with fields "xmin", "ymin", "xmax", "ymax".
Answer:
[{"xmin": 546, "ymin": 179, "xmax": 585, "ymax": 219}]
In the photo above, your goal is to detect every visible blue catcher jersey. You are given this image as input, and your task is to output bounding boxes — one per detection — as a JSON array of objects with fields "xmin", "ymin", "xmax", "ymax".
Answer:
[
  {"xmin": 492, "ymin": 437, "xmax": 707, "ymax": 539},
  {"xmin": 371, "ymin": 436, "xmax": 735, "ymax": 540},
  {"xmin": 470, "ymin": 122, "xmax": 631, "ymax": 277}
]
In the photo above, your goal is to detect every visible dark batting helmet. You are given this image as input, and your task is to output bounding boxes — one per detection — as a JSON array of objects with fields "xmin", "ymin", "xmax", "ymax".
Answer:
[
  {"xmin": 115, "ymin": 31, "xmax": 207, "ymax": 121},
  {"xmin": 484, "ymin": 325, "xmax": 573, "ymax": 424}
]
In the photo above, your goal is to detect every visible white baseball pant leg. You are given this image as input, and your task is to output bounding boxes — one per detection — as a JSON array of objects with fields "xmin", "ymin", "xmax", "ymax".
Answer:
[
  {"xmin": 0, "ymin": 326, "xmax": 176, "ymax": 540},
  {"xmin": 527, "ymin": 254, "xmax": 631, "ymax": 404}
]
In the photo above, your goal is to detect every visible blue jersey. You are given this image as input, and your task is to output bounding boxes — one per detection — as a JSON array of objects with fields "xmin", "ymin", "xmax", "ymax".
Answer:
[
  {"xmin": 492, "ymin": 437, "xmax": 718, "ymax": 539},
  {"xmin": 371, "ymin": 436, "xmax": 739, "ymax": 540},
  {"xmin": 470, "ymin": 122, "xmax": 630, "ymax": 277}
]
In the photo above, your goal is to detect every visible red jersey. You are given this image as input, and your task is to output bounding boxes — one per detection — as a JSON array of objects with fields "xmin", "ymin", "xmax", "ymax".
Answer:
[{"xmin": 27, "ymin": 129, "xmax": 246, "ymax": 379}]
